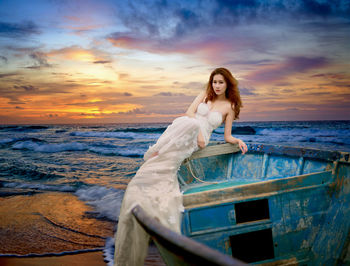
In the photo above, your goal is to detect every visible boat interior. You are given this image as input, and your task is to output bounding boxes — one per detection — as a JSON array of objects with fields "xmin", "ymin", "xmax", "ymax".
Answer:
[{"xmin": 178, "ymin": 143, "xmax": 350, "ymax": 265}]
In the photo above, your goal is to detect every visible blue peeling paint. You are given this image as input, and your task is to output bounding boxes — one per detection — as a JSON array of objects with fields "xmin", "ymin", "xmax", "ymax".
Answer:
[{"xmin": 179, "ymin": 143, "xmax": 350, "ymax": 265}]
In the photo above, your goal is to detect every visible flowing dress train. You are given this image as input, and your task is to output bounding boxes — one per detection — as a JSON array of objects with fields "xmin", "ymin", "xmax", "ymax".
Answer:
[{"xmin": 114, "ymin": 102, "xmax": 223, "ymax": 266}]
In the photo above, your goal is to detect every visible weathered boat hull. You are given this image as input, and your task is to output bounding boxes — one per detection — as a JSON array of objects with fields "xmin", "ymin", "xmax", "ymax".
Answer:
[
  {"xmin": 178, "ymin": 143, "xmax": 350, "ymax": 265},
  {"xmin": 132, "ymin": 205, "xmax": 246, "ymax": 266}
]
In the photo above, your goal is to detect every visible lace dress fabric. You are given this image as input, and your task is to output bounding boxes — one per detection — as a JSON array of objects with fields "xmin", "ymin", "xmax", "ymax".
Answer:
[{"xmin": 114, "ymin": 103, "xmax": 222, "ymax": 266}]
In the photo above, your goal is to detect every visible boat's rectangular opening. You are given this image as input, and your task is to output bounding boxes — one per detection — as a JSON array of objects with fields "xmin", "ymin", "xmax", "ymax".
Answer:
[
  {"xmin": 230, "ymin": 228, "xmax": 274, "ymax": 263},
  {"xmin": 235, "ymin": 198, "xmax": 270, "ymax": 223}
]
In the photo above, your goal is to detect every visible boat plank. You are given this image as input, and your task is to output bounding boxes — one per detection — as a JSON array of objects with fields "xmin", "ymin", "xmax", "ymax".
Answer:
[{"xmin": 183, "ymin": 171, "xmax": 333, "ymax": 208}]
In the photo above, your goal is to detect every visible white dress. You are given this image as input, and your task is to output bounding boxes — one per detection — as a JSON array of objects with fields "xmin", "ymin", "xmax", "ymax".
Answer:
[{"xmin": 114, "ymin": 102, "xmax": 223, "ymax": 266}]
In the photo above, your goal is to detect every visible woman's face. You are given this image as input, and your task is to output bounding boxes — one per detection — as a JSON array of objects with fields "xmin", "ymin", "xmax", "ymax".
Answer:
[{"xmin": 212, "ymin": 74, "xmax": 227, "ymax": 96}]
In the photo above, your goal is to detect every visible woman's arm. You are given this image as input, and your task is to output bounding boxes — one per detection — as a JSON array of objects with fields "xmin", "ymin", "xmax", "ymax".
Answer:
[
  {"xmin": 224, "ymin": 108, "xmax": 248, "ymax": 154},
  {"xmin": 185, "ymin": 91, "xmax": 206, "ymax": 118}
]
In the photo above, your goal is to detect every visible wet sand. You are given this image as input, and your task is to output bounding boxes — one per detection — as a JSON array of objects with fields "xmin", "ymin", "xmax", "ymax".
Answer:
[
  {"xmin": 0, "ymin": 192, "xmax": 114, "ymax": 255},
  {"xmin": 0, "ymin": 245, "xmax": 165, "ymax": 266},
  {"xmin": 0, "ymin": 251, "xmax": 106, "ymax": 266},
  {"xmin": 0, "ymin": 191, "xmax": 165, "ymax": 265}
]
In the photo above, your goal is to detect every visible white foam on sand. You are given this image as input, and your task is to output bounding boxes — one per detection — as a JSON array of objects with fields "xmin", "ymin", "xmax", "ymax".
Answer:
[
  {"xmin": 103, "ymin": 237, "xmax": 115, "ymax": 266},
  {"xmin": 74, "ymin": 186, "xmax": 126, "ymax": 266},
  {"xmin": 75, "ymin": 185, "xmax": 124, "ymax": 222}
]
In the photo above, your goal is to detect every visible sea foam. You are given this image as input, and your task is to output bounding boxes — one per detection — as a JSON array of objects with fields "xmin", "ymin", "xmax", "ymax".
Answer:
[
  {"xmin": 12, "ymin": 141, "xmax": 87, "ymax": 153},
  {"xmin": 70, "ymin": 131, "xmax": 160, "ymax": 140},
  {"xmin": 75, "ymin": 185, "xmax": 124, "ymax": 221}
]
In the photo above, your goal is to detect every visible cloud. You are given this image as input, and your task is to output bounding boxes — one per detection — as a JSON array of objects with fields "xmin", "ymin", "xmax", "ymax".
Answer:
[
  {"xmin": 173, "ymin": 7, "xmax": 202, "ymax": 37},
  {"xmin": 0, "ymin": 73, "xmax": 18, "ymax": 79},
  {"xmin": 118, "ymin": 108, "xmax": 146, "ymax": 115},
  {"xmin": 114, "ymin": 0, "xmax": 349, "ymax": 40},
  {"xmin": 225, "ymin": 59, "xmax": 274, "ymax": 66},
  {"xmin": 0, "ymin": 21, "xmax": 40, "ymax": 38},
  {"xmin": 107, "ymin": 31, "xmax": 239, "ymax": 62},
  {"xmin": 0, "ymin": 55, "xmax": 8, "ymax": 63},
  {"xmin": 14, "ymin": 85, "xmax": 39, "ymax": 91},
  {"xmin": 0, "ymin": 81, "xmax": 74, "ymax": 105},
  {"xmin": 118, "ymin": 106, "xmax": 186, "ymax": 116},
  {"xmin": 274, "ymin": 82, "xmax": 293, "ymax": 87},
  {"xmin": 153, "ymin": 92, "xmax": 186, "ymax": 96},
  {"xmin": 118, "ymin": 73, "xmax": 129, "ymax": 80},
  {"xmin": 105, "ymin": 0, "xmax": 349, "ymax": 64},
  {"xmin": 285, "ymin": 107, "xmax": 300, "ymax": 111},
  {"xmin": 3, "ymin": 45, "xmax": 40, "ymax": 53},
  {"xmin": 322, "ymin": 81, "xmax": 350, "ymax": 89},
  {"xmin": 60, "ymin": 15, "xmax": 106, "ymax": 36},
  {"xmin": 172, "ymin": 81, "xmax": 205, "ymax": 91},
  {"xmin": 47, "ymin": 45, "xmax": 106, "ymax": 63},
  {"xmin": 0, "ymin": 0, "xmax": 348, "ymax": 123},
  {"xmin": 245, "ymin": 56, "xmax": 330, "ymax": 83},
  {"xmin": 311, "ymin": 72, "xmax": 348, "ymax": 80},
  {"xmin": 300, "ymin": 0, "xmax": 332, "ymax": 17},
  {"xmin": 107, "ymin": 32, "xmax": 157, "ymax": 51},
  {"xmin": 214, "ymin": 0, "xmax": 349, "ymax": 22},
  {"xmin": 93, "ymin": 60, "xmax": 111, "ymax": 64},
  {"xmin": 8, "ymin": 100, "xmax": 26, "ymax": 105},
  {"xmin": 26, "ymin": 52, "xmax": 51, "ymax": 69},
  {"xmin": 239, "ymin": 87, "xmax": 256, "ymax": 96},
  {"xmin": 281, "ymin": 89, "xmax": 294, "ymax": 93}
]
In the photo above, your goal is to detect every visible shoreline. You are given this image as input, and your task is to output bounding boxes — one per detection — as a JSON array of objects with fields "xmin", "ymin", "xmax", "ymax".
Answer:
[
  {"xmin": 0, "ymin": 243, "xmax": 165, "ymax": 266},
  {"xmin": 0, "ymin": 191, "xmax": 166, "ymax": 265},
  {"xmin": 0, "ymin": 251, "xmax": 106, "ymax": 266}
]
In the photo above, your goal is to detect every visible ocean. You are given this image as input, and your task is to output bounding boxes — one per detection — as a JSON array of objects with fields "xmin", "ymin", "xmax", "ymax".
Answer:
[{"xmin": 0, "ymin": 120, "xmax": 349, "ymax": 264}]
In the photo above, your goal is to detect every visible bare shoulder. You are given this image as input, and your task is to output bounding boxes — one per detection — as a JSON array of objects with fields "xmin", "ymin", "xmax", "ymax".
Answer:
[{"xmin": 223, "ymin": 101, "xmax": 234, "ymax": 114}]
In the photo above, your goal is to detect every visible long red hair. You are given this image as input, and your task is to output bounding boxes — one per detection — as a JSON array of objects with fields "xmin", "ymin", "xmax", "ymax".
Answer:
[{"xmin": 205, "ymin": 67, "xmax": 242, "ymax": 120}]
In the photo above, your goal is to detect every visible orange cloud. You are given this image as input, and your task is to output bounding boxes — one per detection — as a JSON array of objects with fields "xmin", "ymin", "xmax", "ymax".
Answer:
[
  {"xmin": 107, "ymin": 33, "xmax": 231, "ymax": 62},
  {"xmin": 47, "ymin": 46, "xmax": 105, "ymax": 63}
]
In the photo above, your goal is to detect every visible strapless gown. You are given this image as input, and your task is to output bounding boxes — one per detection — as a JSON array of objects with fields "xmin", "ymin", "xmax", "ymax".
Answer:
[{"xmin": 114, "ymin": 103, "xmax": 223, "ymax": 266}]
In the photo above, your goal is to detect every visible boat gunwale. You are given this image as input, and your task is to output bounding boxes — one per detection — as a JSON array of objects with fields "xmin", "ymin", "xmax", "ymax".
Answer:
[
  {"xmin": 184, "ymin": 142, "xmax": 350, "ymax": 164},
  {"xmin": 179, "ymin": 142, "xmax": 347, "ymax": 203}
]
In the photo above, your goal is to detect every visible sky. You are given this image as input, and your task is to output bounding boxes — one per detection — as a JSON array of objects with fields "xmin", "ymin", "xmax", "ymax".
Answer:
[{"xmin": 0, "ymin": 0, "xmax": 349, "ymax": 124}]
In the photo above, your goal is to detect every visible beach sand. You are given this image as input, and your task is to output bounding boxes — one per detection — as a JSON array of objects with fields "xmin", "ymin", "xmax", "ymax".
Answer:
[
  {"xmin": 0, "ymin": 192, "xmax": 114, "ymax": 255},
  {"xmin": 0, "ymin": 245, "xmax": 165, "ymax": 266},
  {"xmin": 0, "ymin": 191, "xmax": 165, "ymax": 265},
  {"xmin": 0, "ymin": 252, "xmax": 106, "ymax": 266}
]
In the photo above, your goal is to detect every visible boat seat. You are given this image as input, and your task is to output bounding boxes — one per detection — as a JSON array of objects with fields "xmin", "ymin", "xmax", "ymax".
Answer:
[
  {"xmin": 183, "ymin": 179, "xmax": 258, "ymax": 195},
  {"xmin": 132, "ymin": 205, "xmax": 246, "ymax": 266}
]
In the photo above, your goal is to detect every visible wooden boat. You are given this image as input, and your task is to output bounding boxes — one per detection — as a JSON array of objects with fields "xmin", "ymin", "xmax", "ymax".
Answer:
[
  {"xmin": 132, "ymin": 205, "xmax": 246, "ymax": 265},
  {"xmin": 176, "ymin": 142, "xmax": 350, "ymax": 265}
]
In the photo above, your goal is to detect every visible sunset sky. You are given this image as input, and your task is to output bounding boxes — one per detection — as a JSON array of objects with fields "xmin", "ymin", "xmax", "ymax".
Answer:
[{"xmin": 0, "ymin": 0, "xmax": 349, "ymax": 124}]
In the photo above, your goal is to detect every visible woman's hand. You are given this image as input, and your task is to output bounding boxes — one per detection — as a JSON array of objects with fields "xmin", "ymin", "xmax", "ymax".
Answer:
[
  {"xmin": 223, "ymin": 108, "xmax": 247, "ymax": 154},
  {"xmin": 197, "ymin": 131, "xmax": 206, "ymax": 149},
  {"xmin": 237, "ymin": 139, "xmax": 248, "ymax": 154}
]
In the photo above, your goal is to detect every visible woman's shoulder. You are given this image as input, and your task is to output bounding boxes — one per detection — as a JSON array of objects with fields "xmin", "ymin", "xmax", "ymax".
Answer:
[
  {"xmin": 222, "ymin": 100, "xmax": 234, "ymax": 115},
  {"xmin": 222, "ymin": 99, "xmax": 233, "ymax": 108}
]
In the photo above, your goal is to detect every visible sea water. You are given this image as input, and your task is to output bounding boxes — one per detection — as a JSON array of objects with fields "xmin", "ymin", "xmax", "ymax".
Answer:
[{"xmin": 0, "ymin": 121, "xmax": 349, "ymax": 263}]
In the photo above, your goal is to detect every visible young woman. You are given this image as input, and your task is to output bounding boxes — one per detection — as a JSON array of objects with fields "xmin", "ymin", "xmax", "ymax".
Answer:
[{"xmin": 114, "ymin": 67, "xmax": 247, "ymax": 266}]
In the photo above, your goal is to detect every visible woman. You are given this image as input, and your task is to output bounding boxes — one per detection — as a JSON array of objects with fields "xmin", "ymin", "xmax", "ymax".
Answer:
[{"xmin": 114, "ymin": 67, "xmax": 247, "ymax": 266}]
